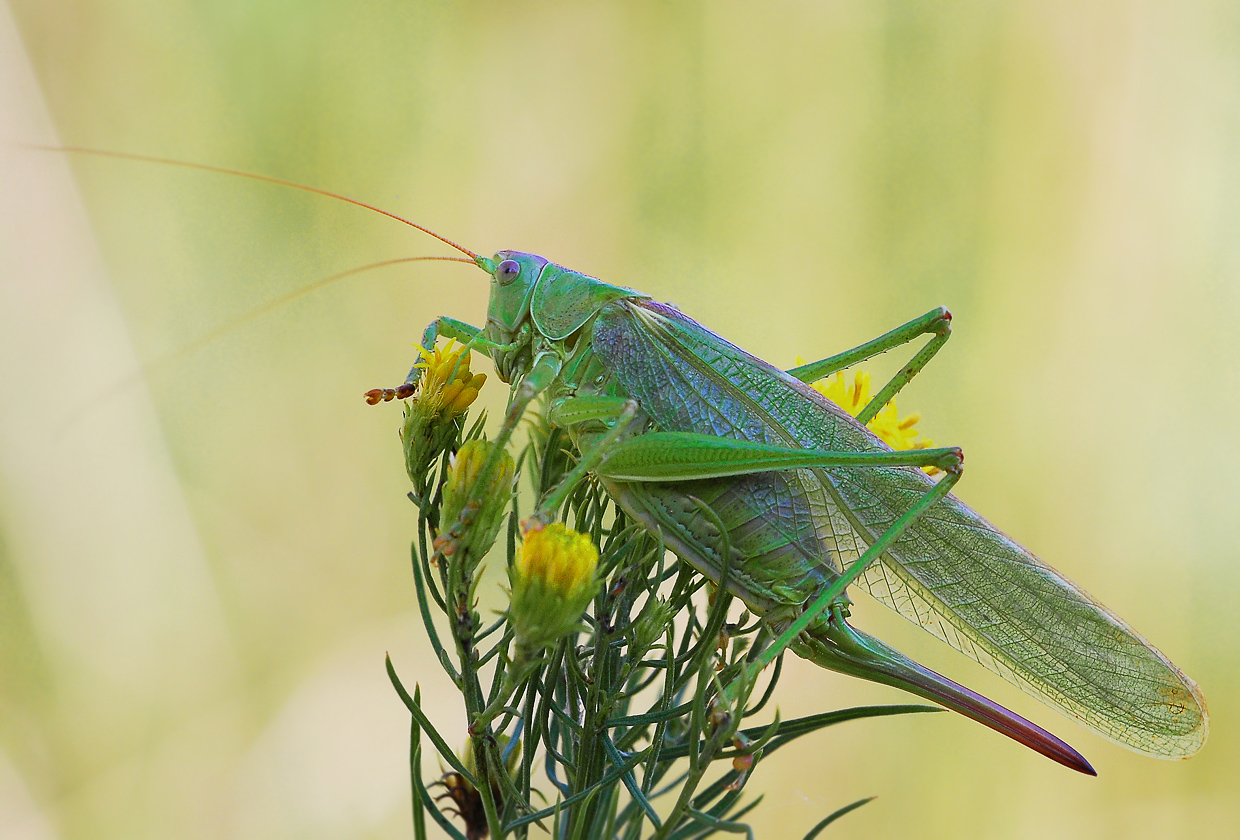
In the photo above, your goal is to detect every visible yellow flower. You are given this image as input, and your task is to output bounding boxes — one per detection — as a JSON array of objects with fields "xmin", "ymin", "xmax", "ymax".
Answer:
[
  {"xmin": 803, "ymin": 363, "xmax": 936, "ymax": 473},
  {"xmin": 517, "ymin": 524, "xmax": 598, "ymax": 595},
  {"xmin": 508, "ymin": 523, "xmax": 600, "ymax": 653},
  {"xmin": 401, "ymin": 340, "xmax": 488, "ymax": 486},
  {"xmin": 413, "ymin": 340, "xmax": 486, "ymax": 418}
]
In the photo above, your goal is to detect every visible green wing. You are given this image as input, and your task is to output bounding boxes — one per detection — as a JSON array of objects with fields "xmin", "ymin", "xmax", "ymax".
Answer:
[{"xmin": 590, "ymin": 299, "xmax": 1207, "ymax": 758}]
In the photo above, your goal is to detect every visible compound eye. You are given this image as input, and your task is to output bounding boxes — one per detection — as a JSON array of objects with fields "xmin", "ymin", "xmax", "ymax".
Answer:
[{"xmin": 496, "ymin": 259, "xmax": 521, "ymax": 285}]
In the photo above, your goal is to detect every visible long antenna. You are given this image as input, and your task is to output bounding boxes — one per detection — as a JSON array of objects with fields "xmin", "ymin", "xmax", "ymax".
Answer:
[
  {"xmin": 21, "ymin": 143, "xmax": 482, "ymax": 260},
  {"xmin": 56, "ymin": 255, "xmax": 475, "ymax": 437},
  {"xmin": 146, "ymin": 255, "xmax": 476, "ymax": 376}
]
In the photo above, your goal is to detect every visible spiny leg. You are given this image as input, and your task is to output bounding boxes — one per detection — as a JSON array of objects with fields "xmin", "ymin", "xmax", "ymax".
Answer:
[
  {"xmin": 364, "ymin": 316, "xmax": 497, "ymax": 404},
  {"xmin": 754, "ymin": 462, "xmax": 962, "ymax": 671},
  {"xmin": 594, "ymin": 430, "xmax": 964, "ymax": 482},
  {"xmin": 420, "ymin": 315, "xmax": 488, "ymax": 356},
  {"xmin": 413, "ymin": 316, "xmax": 510, "ymax": 381},
  {"xmin": 527, "ymin": 395, "xmax": 640, "ymax": 525},
  {"xmin": 525, "ymin": 398, "xmax": 961, "ymax": 523},
  {"xmin": 787, "ymin": 306, "xmax": 953, "ymax": 425},
  {"xmin": 638, "ymin": 446, "xmax": 972, "ymax": 748},
  {"xmin": 464, "ymin": 350, "xmax": 564, "ymax": 518}
]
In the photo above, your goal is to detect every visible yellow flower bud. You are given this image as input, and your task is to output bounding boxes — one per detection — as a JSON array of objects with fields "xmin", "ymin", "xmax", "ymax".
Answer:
[
  {"xmin": 439, "ymin": 439, "xmax": 515, "ymax": 569},
  {"xmin": 508, "ymin": 524, "xmax": 600, "ymax": 654},
  {"xmin": 449, "ymin": 374, "xmax": 487, "ymax": 415}
]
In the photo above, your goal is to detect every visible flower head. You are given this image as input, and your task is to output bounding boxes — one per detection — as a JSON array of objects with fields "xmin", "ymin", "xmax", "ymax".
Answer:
[
  {"xmin": 414, "ymin": 340, "xmax": 486, "ymax": 418},
  {"xmin": 508, "ymin": 523, "xmax": 600, "ymax": 654},
  {"xmin": 401, "ymin": 340, "xmax": 487, "ymax": 486},
  {"xmin": 436, "ymin": 439, "xmax": 515, "ymax": 569},
  {"xmin": 806, "ymin": 365, "xmax": 937, "ymax": 473}
]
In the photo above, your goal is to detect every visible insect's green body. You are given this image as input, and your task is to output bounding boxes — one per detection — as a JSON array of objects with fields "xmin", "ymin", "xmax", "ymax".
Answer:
[{"xmin": 424, "ymin": 248, "xmax": 1208, "ymax": 776}]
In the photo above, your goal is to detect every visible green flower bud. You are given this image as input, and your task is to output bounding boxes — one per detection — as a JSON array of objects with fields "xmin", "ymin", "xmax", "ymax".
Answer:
[{"xmin": 631, "ymin": 597, "xmax": 675, "ymax": 661}]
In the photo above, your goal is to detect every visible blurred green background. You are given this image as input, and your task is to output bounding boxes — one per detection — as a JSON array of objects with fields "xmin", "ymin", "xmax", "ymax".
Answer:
[{"xmin": 2, "ymin": 1, "xmax": 1238, "ymax": 838}]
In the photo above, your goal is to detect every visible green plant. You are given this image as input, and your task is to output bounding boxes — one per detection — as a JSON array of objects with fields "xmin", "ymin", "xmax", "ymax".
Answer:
[{"xmin": 384, "ymin": 347, "xmax": 935, "ymax": 839}]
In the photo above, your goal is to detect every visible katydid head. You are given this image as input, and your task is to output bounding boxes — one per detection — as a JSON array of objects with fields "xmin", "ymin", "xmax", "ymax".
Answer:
[
  {"xmin": 482, "ymin": 250, "xmax": 548, "ymax": 383},
  {"xmin": 479, "ymin": 250, "xmax": 651, "ymax": 384}
]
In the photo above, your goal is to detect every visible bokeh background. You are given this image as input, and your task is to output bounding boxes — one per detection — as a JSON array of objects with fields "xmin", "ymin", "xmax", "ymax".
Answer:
[{"xmin": 2, "ymin": 2, "xmax": 1238, "ymax": 838}]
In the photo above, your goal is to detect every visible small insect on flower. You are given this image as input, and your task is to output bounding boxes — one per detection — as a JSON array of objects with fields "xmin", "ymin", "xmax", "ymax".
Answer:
[
  {"xmin": 508, "ymin": 523, "xmax": 600, "ymax": 656},
  {"xmin": 806, "ymin": 364, "xmax": 937, "ymax": 472}
]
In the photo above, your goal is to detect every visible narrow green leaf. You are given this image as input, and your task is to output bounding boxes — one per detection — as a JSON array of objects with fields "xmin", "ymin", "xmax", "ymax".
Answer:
[
  {"xmin": 506, "ymin": 748, "xmax": 647, "ymax": 831},
  {"xmin": 667, "ymin": 795, "xmax": 765, "ymax": 840},
  {"xmin": 547, "ymin": 692, "xmax": 584, "ymax": 735},
  {"xmin": 685, "ymin": 771, "xmax": 738, "ymax": 815},
  {"xmin": 684, "ymin": 805, "xmax": 753, "ymax": 839},
  {"xmin": 409, "ymin": 540, "xmax": 458, "ymax": 681},
  {"xmin": 410, "ymin": 686, "xmax": 427, "ymax": 840},
  {"xmin": 657, "ymin": 704, "xmax": 939, "ymax": 761},
  {"xmin": 385, "ymin": 655, "xmax": 478, "ymax": 788},
  {"xmin": 741, "ymin": 654, "xmax": 782, "ymax": 718},
  {"xmin": 566, "ymin": 785, "xmax": 604, "ymax": 840},
  {"xmin": 602, "ymin": 733, "xmax": 661, "ymax": 829},
  {"xmin": 607, "ymin": 701, "xmax": 693, "ymax": 727},
  {"xmin": 740, "ymin": 709, "xmax": 781, "ymax": 757},
  {"xmin": 763, "ymin": 705, "xmax": 940, "ymax": 755},
  {"xmin": 802, "ymin": 796, "xmax": 875, "ymax": 838}
]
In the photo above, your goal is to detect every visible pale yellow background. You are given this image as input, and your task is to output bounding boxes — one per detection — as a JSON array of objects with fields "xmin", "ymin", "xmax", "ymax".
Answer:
[{"xmin": 2, "ymin": 2, "xmax": 1237, "ymax": 838}]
